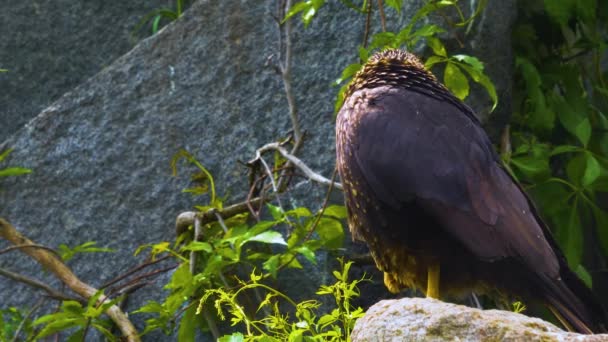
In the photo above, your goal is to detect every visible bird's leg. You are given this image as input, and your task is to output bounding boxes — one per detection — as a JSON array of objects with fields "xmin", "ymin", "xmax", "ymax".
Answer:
[{"xmin": 426, "ymin": 260, "xmax": 440, "ymax": 299}]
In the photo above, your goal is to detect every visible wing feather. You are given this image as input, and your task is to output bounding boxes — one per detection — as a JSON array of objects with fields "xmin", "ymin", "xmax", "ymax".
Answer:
[{"xmin": 349, "ymin": 86, "xmax": 559, "ymax": 276}]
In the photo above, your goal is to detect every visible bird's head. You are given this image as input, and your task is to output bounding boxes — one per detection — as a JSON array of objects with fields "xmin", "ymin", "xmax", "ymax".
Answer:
[{"xmin": 345, "ymin": 49, "xmax": 442, "ymax": 100}]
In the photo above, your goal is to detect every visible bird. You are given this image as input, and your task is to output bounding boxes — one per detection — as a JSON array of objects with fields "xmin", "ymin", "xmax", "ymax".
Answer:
[{"xmin": 335, "ymin": 48, "xmax": 607, "ymax": 334}]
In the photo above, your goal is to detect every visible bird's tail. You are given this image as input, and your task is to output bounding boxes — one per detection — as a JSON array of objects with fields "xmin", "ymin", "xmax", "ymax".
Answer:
[{"xmin": 541, "ymin": 268, "xmax": 607, "ymax": 334}]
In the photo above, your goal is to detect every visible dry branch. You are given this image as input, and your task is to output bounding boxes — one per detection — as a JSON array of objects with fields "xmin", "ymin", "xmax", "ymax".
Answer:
[{"xmin": 0, "ymin": 218, "xmax": 140, "ymax": 342}]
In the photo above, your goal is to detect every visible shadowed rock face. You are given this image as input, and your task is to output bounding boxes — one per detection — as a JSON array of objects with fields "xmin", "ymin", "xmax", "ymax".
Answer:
[
  {"xmin": 352, "ymin": 298, "xmax": 608, "ymax": 342},
  {"xmin": 0, "ymin": 0, "xmax": 516, "ymax": 337}
]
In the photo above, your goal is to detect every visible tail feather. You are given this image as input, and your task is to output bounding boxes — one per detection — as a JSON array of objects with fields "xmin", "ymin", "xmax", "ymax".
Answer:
[{"xmin": 541, "ymin": 269, "xmax": 607, "ymax": 334}]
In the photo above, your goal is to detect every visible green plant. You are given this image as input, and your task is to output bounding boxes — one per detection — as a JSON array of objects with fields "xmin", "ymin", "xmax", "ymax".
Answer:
[
  {"xmin": 285, "ymin": 0, "xmax": 496, "ymax": 113},
  {"xmin": 0, "ymin": 149, "xmax": 31, "ymax": 179},
  {"xmin": 32, "ymin": 291, "xmax": 121, "ymax": 341},
  {"xmin": 0, "ymin": 307, "xmax": 34, "ymax": 342},
  {"xmin": 506, "ymin": 0, "xmax": 608, "ymax": 286},
  {"xmin": 134, "ymin": 0, "xmax": 191, "ymax": 35},
  {"xmin": 204, "ymin": 258, "xmax": 366, "ymax": 342},
  {"xmin": 134, "ymin": 150, "xmax": 348, "ymax": 339},
  {"xmin": 58, "ymin": 241, "xmax": 115, "ymax": 262}
]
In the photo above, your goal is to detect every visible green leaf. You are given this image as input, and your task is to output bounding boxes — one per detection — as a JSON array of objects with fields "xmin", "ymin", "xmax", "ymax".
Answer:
[
  {"xmin": 0, "ymin": 167, "xmax": 32, "ymax": 177},
  {"xmin": 575, "ymin": 264, "xmax": 593, "ymax": 288},
  {"xmin": 246, "ymin": 231, "xmax": 287, "ymax": 245},
  {"xmin": 178, "ymin": 305, "xmax": 196, "ymax": 342},
  {"xmin": 283, "ymin": 2, "xmax": 311, "ymax": 23},
  {"xmin": 452, "ymin": 55, "xmax": 484, "ymax": 71},
  {"xmin": 384, "ymin": 0, "xmax": 403, "ymax": 13},
  {"xmin": 369, "ymin": 32, "xmax": 397, "ymax": 49},
  {"xmin": 263, "ymin": 255, "xmax": 280, "ymax": 278},
  {"xmin": 510, "ymin": 155, "xmax": 551, "ymax": 182},
  {"xmin": 286, "ymin": 207, "xmax": 313, "ymax": 218},
  {"xmin": 323, "ymin": 205, "xmax": 347, "ymax": 219},
  {"xmin": 566, "ymin": 153, "xmax": 587, "ymax": 186},
  {"xmin": 424, "ymin": 55, "xmax": 445, "ymax": 69},
  {"xmin": 0, "ymin": 148, "xmax": 13, "ymax": 162},
  {"xmin": 458, "ymin": 63, "xmax": 498, "ymax": 111},
  {"xmin": 444, "ymin": 63, "xmax": 469, "ymax": 100},
  {"xmin": 334, "ymin": 63, "xmax": 361, "ymax": 86},
  {"xmin": 582, "ymin": 153, "xmax": 600, "ymax": 187},
  {"xmin": 219, "ymin": 332, "xmax": 245, "ymax": 342},
  {"xmin": 426, "ymin": 37, "xmax": 447, "ymax": 57},
  {"xmin": 182, "ymin": 241, "xmax": 213, "ymax": 253},
  {"xmin": 266, "ymin": 203, "xmax": 284, "ymax": 221},
  {"xmin": 295, "ymin": 246, "xmax": 316, "ymax": 264},
  {"xmin": 553, "ymin": 94, "xmax": 591, "ymax": 146},
  {"xmin": 550, "ymin": 145, "xmax": 581, "ymax": 156},
  {"xmin": 544, "ymin": 0, "xmax": 576, "ymax": 25},
  {"xmin": 315, "ymin": 218, "xmax": 344, "ymax": 249}
]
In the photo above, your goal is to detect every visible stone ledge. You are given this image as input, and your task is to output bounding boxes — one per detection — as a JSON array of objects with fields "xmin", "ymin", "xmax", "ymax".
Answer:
[{"xmin": 352, "ymin": 298, "xmax": 608, "ymax": 342}]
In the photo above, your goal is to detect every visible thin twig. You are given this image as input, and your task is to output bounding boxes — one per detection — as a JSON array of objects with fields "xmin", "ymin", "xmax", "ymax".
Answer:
[
  {"xmin": 279, "ymin": 0, "xmax": 302, "ymax": 144},
  {"xmin": 101, "ymin": 255, "xmax": 171, "ymax": 289},
  {"xmin": 0, "ymin": 218, "xmax": 140, "ymax": 342},
  {"xmin": 377, "ymin": 0, "xmax": 386, "ymax": 32},
  {"xmin": 0, "ymin": 244, "xmax": 62, "ymax": 257},
  {"xmin": 107, "ymin": 265, "xmax": 178, "ymax": 298},
  {"xmin": 255, "ymin": 142, "xmax": 343, "ymax": 190},
  {"xmin": 363, "ymin": 0, "xmax": 373, "ymax": 47},
  {"xmin": 278, "ymin": 166, "xmax": 338, "ymax": 272},
  {"xmin": 0, "ymin": 267, "xmax": 80, "ymax": 302},
  {"xmin": 11, "ymin": 297, "xmax": 45, "ymax": 342},
  {"xmin": 277, "ymin": 132, "xmax": 306, "ymax": 192}
]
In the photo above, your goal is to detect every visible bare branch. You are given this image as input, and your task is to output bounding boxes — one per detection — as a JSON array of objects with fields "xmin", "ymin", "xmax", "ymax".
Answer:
[
  {"xmin": 363, "ymin": 0, "xmax": 373, "ymax": 47},
  {"xmin": 278, "ymin": 0, "xmax": 302, "ymax": 144},
  {"xmin": 377, "ymin": 0, "xmax": 387, "ymax": 32},
  {"xmin": 0, "ymin": 267, "xmax": 79, "ymax": 302},
  {"xmin": 0, "ymin": 218, "xmax": 140, "ymax": 342},
  {"xmin": 0, "ymin": 244, "xmax": 61, "ymax": 257},
  {"xmin": 100, "ymin": 255, "xmax": 172, "ymax": 289},
  {"xmin": 255, "ymin": 142, "xmax": 343, "ymax": 190}
]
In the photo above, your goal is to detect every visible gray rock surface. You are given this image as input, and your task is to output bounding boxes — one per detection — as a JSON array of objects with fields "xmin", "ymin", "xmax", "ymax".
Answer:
[
  {"xmin": 0, "ymin": 0, "xmax": 517, "ymax": 339},
  {"xmin": 0, "ymin": 0, "xmax": 172, "ymax": 141},
  {"xmin": 352, "ymin": 298, "xmax": 608, "ymax": 342}
]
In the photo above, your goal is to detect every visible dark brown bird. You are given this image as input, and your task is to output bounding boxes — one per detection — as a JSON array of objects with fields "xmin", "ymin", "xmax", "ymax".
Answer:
[{"xmin": 335, "ymin": 49, "xmax": 607, "ymax": 334}]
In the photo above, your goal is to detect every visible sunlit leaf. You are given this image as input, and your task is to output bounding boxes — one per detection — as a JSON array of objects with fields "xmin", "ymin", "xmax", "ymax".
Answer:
[
  {"xmin": 246, "ymin": 231, "xmax": 287, "ymax": 245},
  {"xmin": 315, "ymin": 218, "xmax": 344, "ymax": 249},
  {"xmin": 444, "ymin": 63, "xmax": 469, "ymax": 100},
  {"xmin": 323, "ymin": 205, "xmax": 348, "ymax": 219},
  {"xmin": 426, "ymin": 37, "xmax": 446, "ymax": 57}
]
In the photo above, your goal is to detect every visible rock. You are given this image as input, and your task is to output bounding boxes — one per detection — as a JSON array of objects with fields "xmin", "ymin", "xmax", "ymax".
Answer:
[
  {"xmin": 0, "ymin": 0, "xmax": 517, "ymax": 338},
  {"xmin": 352, "ymin": 298, "xmax": 608, "ymax": 342},
  {"xmin": 0, "ymin": 0, "xmax": 178, "ymax": 141}
]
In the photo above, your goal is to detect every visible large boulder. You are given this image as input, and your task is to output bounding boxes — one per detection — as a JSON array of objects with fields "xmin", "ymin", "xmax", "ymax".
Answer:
[
  {"xmin": 0, "ymin": 0, "xmax": 517, "ymax": 337},
  {"xmin": 0, "ymin": 0, "xmax": 172, "ymax": 141},
  {"xmin": 352, "ymin": 298, "xmax": 608, "ymax": 342}
]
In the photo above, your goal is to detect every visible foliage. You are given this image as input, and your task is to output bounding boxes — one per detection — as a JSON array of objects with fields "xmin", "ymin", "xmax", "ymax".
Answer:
[
  {"xmin": 134, "ymin": 0, "xmax": 191, "ymax": 36},
  {"xmin": 0, "ymin": 307, "xmax": 34, "ymax": 342},
  {"xmin": 58, "ymin": 241, "xmax": 115, "ymax": 263},
  {"xmin": 203, "ymin": 258, "xmax": 366, "ymax": 342},
  {"xmin": 134, "ymin": 150, "xmax": 349, "ymax": 339},
  {"xmin": 289, "ymin": 0, "xmax": 497, "ymax": 113},
  {"xmin": 32, "ymin": 291, "xmax": 121, "ymax": 341},
  {"xmin": 0, "ymin": 149, "xmax": 31, "ymax": 179},
  {"xmin": 506, "ymin": 0, "xmax": 608, "ymax": 285}
]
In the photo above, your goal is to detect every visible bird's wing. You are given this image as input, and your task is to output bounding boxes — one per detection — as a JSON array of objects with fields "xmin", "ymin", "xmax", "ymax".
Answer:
[{"xmin": 348, "ymin": 86, "xmax": 560, "ymax": 276}]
